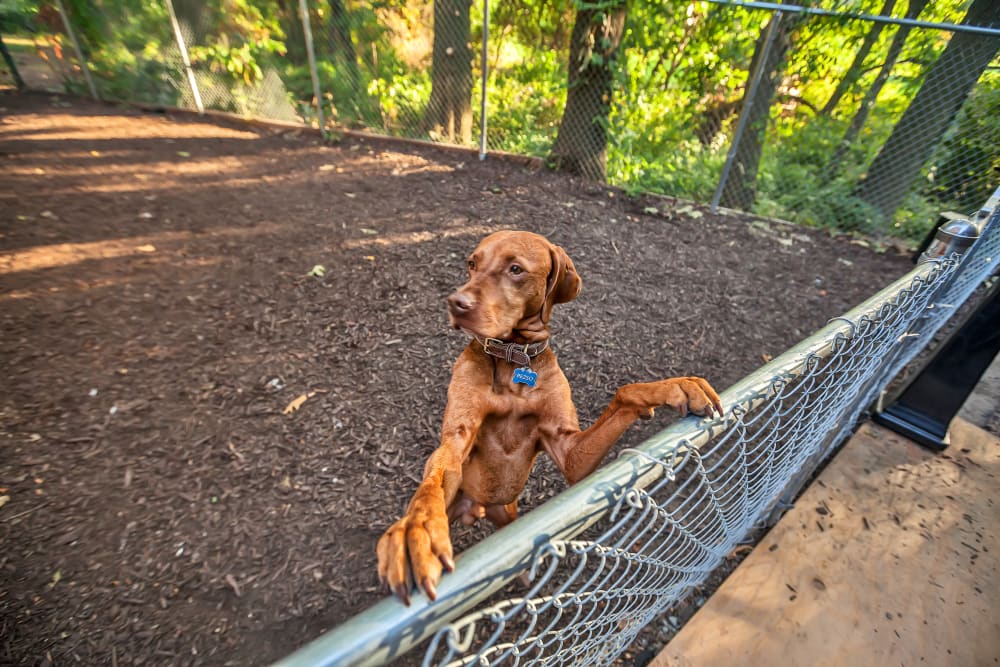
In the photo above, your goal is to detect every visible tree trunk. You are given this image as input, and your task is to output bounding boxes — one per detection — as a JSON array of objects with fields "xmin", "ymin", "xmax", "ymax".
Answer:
[
  {"xmin": 718, "ymin": 12, "xmax": 800, "ymax": 210},
  {"xmin": 424, "ymin": 0, "xmax": 473, "ymax": 144},
  {"xmin": 548, "ymin": 1, "xmax": 627, "ymax": 181},
  {"xmin": 856, "ymin": 0, "xmax": 1000, "ymax": 220},
  {"xmin": 827, "ymin": 0, "xmax": 928, "ymax": 173},
  {"xmin": 820, "ymin": 0, "xmax": 896, "ymax": 115}
]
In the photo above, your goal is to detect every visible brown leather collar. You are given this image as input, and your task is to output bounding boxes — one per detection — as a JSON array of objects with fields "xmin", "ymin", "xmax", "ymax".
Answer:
[{"xmin": 475, "ymin": 336, "xmax": 549, "ymax": 366}]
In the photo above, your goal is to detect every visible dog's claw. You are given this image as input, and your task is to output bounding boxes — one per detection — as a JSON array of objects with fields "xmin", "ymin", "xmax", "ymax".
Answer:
[
  {"xmin": 440, "ymin": 554, "xmax": 455, "ymax": 572},
  {"xmin": 423, "ymin": 577, "xmax": 438, "ymax": 601},
  {"xmin": 394, "ymin": 583, "xmax": 411, "ymax": 607}
]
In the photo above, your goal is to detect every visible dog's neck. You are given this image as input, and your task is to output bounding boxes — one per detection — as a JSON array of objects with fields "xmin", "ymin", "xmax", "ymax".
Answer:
[
  {"xmin": 512, "ymin": 312, "xmax": 549, "ymax": 344},
  {"xmin": 473, "ymin": 335, "xmax": 549, "ymax": 367}
]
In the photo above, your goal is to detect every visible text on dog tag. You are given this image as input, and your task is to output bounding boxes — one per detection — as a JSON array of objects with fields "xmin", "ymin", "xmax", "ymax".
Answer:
[{"xmin": 512, "ymin": 367, "xmax": 538, "ymax": 387}]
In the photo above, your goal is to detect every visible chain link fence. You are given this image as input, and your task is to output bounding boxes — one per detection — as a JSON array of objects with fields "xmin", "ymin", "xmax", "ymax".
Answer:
[
  {"xmin": 4, "ymin": 2, "xmax": 998, "ymax": 663},
  {"xmin": 3, "ymin": 1, "xmax": 996, "ymax": 234},
  {"xmin": 273, "ymin": 194, "xmax": 998, "ymax": 666},
  {"xmin": 704, "ymin": 2, "xmax": 1000, "ymax": 234}
]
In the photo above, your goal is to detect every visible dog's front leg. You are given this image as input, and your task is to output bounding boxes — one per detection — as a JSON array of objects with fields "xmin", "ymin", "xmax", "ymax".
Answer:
[
  {"xmin": 377, "ymin": 398, "xmax": 480, "ymax": 605},
  {"xmin": 553, "ymin": 377, "xmax": 723, "ymax": 484}
]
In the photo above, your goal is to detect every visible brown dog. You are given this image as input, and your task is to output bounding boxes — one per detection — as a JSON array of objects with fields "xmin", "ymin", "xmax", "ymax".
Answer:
[{"xmin": 377, "ymin": 231, "xmax": 722, "ymax": 604}]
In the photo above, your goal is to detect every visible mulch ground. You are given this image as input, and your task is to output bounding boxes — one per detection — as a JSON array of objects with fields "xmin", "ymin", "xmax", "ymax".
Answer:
[{"xmin": 0, "ymin": 89, "xmax": 912, "ymax": 666}]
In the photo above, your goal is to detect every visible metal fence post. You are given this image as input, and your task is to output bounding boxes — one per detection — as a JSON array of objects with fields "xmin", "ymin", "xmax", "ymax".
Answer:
[
  {"xmin": 299, "ymin": 0, "xmax": 326, "ymax": 133},
  {"xmin": 53, "ymin": 0, "xmax": 99, "ymax": 100},
  {"xmin": 479, "ymin": 0, "xmax": 489, "ymax": 160},
  {"xmin": 874, "ymin": 187, "xmax": 1000, "ymax": 449},
  {"xmin": 710, "ymin": 9, "xmax": 782, "ymax": 213},
  {"xmin": 164, "ymin": 0, "xmax": 204, "ymax": 113},
  {"xmin": 875, "ymin": 281, "xmax": 1000, "ymax": 449}
]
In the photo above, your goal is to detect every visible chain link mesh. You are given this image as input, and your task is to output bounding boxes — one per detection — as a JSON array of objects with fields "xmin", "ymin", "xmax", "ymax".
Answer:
[
  {"xmin": 709, "ymin": 8, "xmax": 1000, "ymax": 227},
  {"xmin": 9, "ymin": 4, "xmax": 89, "ymax": 94},
  {"xmin": 270, "ymin": 214, "xmax": 998, "ymax": 667},
  {"xmin": 9, "ymin": 3, "xmax": 998, "ymax": 663},
  {"xmin": 10, "ymin": 1, "xmax": 995, "ymax": 231},
  {"xmin": 418, "ymin": 221, "xmax": 998, "ymax": 667}
]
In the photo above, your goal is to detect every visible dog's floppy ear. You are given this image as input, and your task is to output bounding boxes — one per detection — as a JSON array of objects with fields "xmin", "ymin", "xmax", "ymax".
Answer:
[{"xmin": 541, "ymin": 243, "xmax": 582, "ymax": 324}]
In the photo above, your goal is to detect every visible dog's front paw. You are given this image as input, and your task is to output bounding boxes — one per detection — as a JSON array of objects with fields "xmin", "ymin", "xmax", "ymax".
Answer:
[
  {"xmin": 376, "ymin": 504, "xmax": 455, "ymax": 605},
  {"xmin": 624, "ymin": 376, "xmax": 723, "ymax": 419},
  {"xmin": 667, "ymin": 376, "xmax": 723, "ymax": 418}
]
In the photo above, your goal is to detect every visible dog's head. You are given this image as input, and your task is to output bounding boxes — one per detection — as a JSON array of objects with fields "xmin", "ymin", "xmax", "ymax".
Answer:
[{"xmin": 447, "ymin": 231, "xmax": 582, "ymax": 343}]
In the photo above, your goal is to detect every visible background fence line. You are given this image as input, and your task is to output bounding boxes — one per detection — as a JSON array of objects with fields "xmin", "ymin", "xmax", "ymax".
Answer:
[
  {"xmin": 272, "ymin": 200, "xmax": 999, "ymax": 665},
  {"xmin": 3, "ymin": 4, "xmax": 997, "ymax": 663},
  {"xmin": 3, "ymin": 1, "xmax": 997, "ymax": 239},
  {"xmin": 702, "ymin": 0, "xmax": 1000, "ymax": 36}
]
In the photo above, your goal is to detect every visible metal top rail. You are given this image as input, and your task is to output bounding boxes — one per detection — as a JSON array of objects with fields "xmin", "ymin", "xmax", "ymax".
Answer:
[
  {"xmin": 270, "ymin": 259, "xmax": 950, "ymax": 667},
  {"xmin": 701, "ymin": 0, "xmax": 1000, "ymax": 37}
]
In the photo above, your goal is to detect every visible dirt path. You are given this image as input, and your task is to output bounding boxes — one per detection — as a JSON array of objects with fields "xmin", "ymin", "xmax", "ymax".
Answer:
[{"xmin": 0, "ymin": 90, "xmax": 910, "ymax": 666}]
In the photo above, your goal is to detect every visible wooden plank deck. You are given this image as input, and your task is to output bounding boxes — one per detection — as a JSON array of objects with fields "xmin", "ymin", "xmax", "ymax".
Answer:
[{"xmin": 653, "ymin": 418, "xmax": 999, "ymax": 667}]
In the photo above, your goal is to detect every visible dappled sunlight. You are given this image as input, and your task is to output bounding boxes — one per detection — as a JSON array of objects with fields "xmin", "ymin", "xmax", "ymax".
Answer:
[
  {"xmin": 341, "ymin": 222, "xmax": 495, "ymax": 250},
  {"xmin": 0, "ymin": 223, "xmax": 285, "ymax": 275},
  {"xmin": 384, "ymin": 162, "xmax": 457, "ymax": 177},
  {"xmin": 5, "ymin": 155, "xmax": 255, "ymax": 179},
  {"xmin": 2, "ymin": 141, "xmax": 458, "ymax": 198},
  {"xmin": 17, "ymin": 171, "xmax": 367, "ymax": 196},
  {"xmin": 4, "ymin": 154, "xmax": 281, "ymax": 194},
  {"xmin": 0, "ymin": 256, "xmax": 223, "ymax": 301},
  {"xmin": 0, "ymin": 114, "xmax": 260, "ymax": 142},
  {"xmin": 0, "ymin": 236, "xmax": 177, "ymax": 274},
  {"xmin": 6, "ymin": 148, "xmax": 137, "ymax": 162}
]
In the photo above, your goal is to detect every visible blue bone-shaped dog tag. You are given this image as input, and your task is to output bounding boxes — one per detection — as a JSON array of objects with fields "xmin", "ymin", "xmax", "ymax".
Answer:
[{"xmin": 512, "ymin": 367, "xmax": 538, "ymax": 387}]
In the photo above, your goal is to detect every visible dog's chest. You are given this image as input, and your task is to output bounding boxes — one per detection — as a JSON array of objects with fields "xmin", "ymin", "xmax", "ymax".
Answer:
[
  {"xmin": 477, "ymin": 411, "xmax": 539, "ymax": 456},
  {"xmin": 463, "ymin": 415, "xmax": 539, "ymax": 505}
]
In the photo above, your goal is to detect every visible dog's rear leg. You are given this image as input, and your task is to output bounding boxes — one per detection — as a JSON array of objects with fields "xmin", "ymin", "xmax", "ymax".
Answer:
[{"xmin": 485, "ymin": 500, "xmax": 518, "ymax": 527}]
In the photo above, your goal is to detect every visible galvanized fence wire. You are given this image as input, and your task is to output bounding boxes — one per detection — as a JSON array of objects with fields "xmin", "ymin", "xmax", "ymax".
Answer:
[
  {"xmin": 421, "ymin": 260, "xmax": 964, "ymax": 667},
  {"xmin": 273, "ymin": 218, "xmax": 999, "ymax": 667},
  {"xmin": 16, "ymin": 7, "xmax": 89, "ymax": 95},
  {"xmin": 710, "ymin": 6, "xmax": 1000, "ymax": 220},
  {"xmin": 128, "ymin": 2, "xmax": 301, "ymax": 122},
  {"xmin": 21, "ymin": 1, "xmax": 997, "ymax": 228},
  {"xmin": 302, "ymin": 0, "xmax": 480, "ymax": 143},
  {"xmin": 878, "ymin": 207, "xmax": 1000, "ymax": 392}
]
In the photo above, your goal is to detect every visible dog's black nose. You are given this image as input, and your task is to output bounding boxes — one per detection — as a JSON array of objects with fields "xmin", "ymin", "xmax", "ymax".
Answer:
[{"xmin": 448, "ymin": 292, "xmax": 474, "ymax": 314}]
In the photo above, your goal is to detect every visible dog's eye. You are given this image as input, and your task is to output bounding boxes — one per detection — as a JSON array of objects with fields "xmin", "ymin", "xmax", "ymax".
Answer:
[
  {"xmin": 509, "ymin": 264, "xmax": 523, "ymax": 275},
  {"xmin": 467, "ymin": 260, "xmax": 476, "ymax": 272}
]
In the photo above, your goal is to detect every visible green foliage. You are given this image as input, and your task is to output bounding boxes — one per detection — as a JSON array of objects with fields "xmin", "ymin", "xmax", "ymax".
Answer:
[
  {"xmin": 0, "ymin": 0, "xmax": 38, "ymax": 30},
  {"xmin": 478, "ymin": 47, "xmax": 565, "ymax": 155},
  {"xmin": 34, "ymin": 0, "xmax": 997, "ymax": 244},
  {"xmin": 189, "ymin": 30, "xmax": 285, "ymax": 86},
  {"xmin": 924, "ymin": 71, "xmax": 1000, "ymax": 214},
  {"xmin": 86, "ymin": 41, "xmax": 182, "ymax": 105}
]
